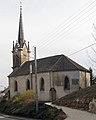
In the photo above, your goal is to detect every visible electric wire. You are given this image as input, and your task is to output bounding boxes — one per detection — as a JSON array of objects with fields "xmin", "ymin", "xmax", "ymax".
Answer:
[
  {"xmin": 38, "ymin": 9, "xmax": 96, "ymax": 52},
  {"xmin": 68, "ymin": 43, "xmax": 96, "ymax": 56},
  {"xmin": 37, "ymin": 0, "xmax": 96, "ymax": 48},
  {"xmin": 37, "ymin": 9, "xmax": 96, "ymax": 50}
]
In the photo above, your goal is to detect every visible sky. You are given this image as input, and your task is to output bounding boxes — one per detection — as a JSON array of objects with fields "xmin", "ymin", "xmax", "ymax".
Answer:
[{"xmin": 0, "ymin": 0, "xmax": 96, "ymax": 90}]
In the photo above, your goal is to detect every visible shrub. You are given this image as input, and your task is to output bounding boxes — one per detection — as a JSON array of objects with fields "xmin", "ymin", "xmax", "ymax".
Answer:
[
  {"xmin": 11, "ymin": 90, "xmax": 35, "ymax": 103},
  {"xmin": 20, "ymin": 90, "xmax": 35, "ymax": 102}
]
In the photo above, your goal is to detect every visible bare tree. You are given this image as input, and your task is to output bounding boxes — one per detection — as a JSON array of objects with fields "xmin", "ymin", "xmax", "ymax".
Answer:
[{"xmin": 87, "ymin": 23, "xmax": 96, "ymax": 85}]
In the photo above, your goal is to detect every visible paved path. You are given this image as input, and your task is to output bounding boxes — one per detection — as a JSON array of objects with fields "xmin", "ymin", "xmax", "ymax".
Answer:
[
  {"xmin": 46, "ymin": 103, "xmax": 96, "ymax": 120},
  {"xmin": 0, "ymin": 113, "xmax": 37, "ymax": 120}
]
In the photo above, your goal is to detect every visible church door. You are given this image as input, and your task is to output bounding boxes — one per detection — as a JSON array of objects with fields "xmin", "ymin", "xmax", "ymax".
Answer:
[{"xmin": 49, "ymin": 88, "xmax": 56, "ymax": 101}]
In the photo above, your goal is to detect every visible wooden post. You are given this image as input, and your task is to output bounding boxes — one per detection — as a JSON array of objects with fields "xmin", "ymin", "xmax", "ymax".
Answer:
[{"xmin": 34, "ymin": 47, "xmax": 38, "ymax": 113}]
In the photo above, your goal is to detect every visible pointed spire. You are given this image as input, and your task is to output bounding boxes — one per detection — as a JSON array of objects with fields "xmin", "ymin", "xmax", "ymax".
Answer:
[{"xmin": 18, "ymin": 2, "xmax": 24, "ymax": 48}]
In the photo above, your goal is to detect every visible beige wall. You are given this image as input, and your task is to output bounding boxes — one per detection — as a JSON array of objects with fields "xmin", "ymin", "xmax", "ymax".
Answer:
[
  {"xmin": 9, "ymin": 70, "xmax": 90, "ymax": 101},
  {"xmin": 9, "ymin": 75, "xmax": 31, "ymax": 98},
  {"xmin": 79, "ymin": 71, "xmax": 90, "ymax": 88},
  {"xmin": 86, "ymin": 72, "xmax": 90, "ymax": 87},
  {"xmin": 9, "ymin": 72, "xmax": 51, "ymax": 101},
  {"xmin": 32, "ymin": 72, "xmax": 51, "ymax": 101}
]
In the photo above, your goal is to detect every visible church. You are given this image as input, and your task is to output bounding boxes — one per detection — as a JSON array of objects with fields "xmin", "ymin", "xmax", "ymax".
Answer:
[{"xmin": 8, "ymin": 5, "xmax": 91, "ymax": 101}]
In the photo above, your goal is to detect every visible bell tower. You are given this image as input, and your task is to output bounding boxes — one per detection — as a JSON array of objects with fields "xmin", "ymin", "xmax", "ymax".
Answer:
[{"xmin": 12, "ymin": 4, "xmax": 30, "ymax": 70}]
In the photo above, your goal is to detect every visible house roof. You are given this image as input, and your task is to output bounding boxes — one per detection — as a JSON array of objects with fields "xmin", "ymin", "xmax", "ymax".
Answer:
[
  {"xmin": 1, "ymin": 87, "xmax": 9, "ymax": 95},
  {"xmin": 8, "ymin": 54, "xmax": 90, "ymax": 77}
]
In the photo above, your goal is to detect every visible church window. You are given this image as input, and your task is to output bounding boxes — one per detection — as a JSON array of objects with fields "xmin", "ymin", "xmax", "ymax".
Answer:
[
  {"xmin": 40, "ymin": 78, "xmax": 45, "ymax": 91},
  {"xmin": 64, "ymin": 76, "xmax": 70, "ymax": 90},
  {"xmin": 26, "ymin": 79, "xmax": 30, "ymax": 90},
  {"xmin": 14, "ymin": 80, "xmax": 18, "ymax": 92}
]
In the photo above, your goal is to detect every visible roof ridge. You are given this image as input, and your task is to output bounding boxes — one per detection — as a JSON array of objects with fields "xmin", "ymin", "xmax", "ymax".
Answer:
[{"xmin": 49, "ymin": 55, "xmax": 63, "ymax": 71}]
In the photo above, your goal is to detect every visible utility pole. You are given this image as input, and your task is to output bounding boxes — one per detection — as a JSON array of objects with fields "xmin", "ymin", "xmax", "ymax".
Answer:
[{"xmin": 34, "ymin": 47, "xmax": 38, "ymax": 113}]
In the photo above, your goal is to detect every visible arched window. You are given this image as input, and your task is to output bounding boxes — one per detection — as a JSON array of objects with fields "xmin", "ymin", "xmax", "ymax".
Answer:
[
  {"xmin": 64, "ymin": 76, "xmax": 70, "ymax": 90},
  {"xmin": 14, "ymin": 80, "xmax": 18, "ymax": 92},
  {"xmin": 26, "ymin": 79, "xmax": 30, "ymax": 90},
  {"xmin": 40, "ymin": 78, "xmax": 45, "ymax": 91}
]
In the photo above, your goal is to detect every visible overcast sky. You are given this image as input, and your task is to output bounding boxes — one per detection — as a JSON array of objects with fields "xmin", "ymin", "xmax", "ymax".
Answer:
[{"xmin": 0, "ymin": 0, "xmax": 96, "ymax": 90}]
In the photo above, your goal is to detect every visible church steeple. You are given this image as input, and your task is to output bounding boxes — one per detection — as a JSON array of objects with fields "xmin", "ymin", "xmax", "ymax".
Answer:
[
  {"xmin": 12, "ymin": 3, "xmax": 31, "ymax": 70},
  {"xmin": 18, "ymin": 2, "xmax": 24, "ymax": 48}
]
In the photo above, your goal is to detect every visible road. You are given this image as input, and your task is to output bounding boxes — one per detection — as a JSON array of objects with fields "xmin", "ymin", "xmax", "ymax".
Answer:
[
  {"xmin": 0, "ymin": 113, "xmax": 37, "ymax": 120},
  {"xmin": 1, "ymin": 103, "xmax": 96, "ymax": 120},
  {"xmin": 0, "ymin": 116, "xmax": 17, "ymax": 120},
  {"xmin": 46, "ymin": 103, "xmax": 96, "ymax": 120}
]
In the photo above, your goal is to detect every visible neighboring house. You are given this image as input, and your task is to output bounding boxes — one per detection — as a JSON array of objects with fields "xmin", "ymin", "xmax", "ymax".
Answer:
[
  {"xmin": 8, "ymin": 5, "xmax": 91, "ymax": 101},
  {"xmin": 0, "ymin": 87, "xmax": 9, "ymax": 101}
]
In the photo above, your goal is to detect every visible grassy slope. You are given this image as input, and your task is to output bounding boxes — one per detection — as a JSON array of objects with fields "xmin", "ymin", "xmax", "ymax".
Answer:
[
  {"xmin": 0, "ymin": 91, "xmax": 67, "ymax": 120},
  {"xmin": 53, "ymin": 84, "xmax": 96, "ymax": 111}
]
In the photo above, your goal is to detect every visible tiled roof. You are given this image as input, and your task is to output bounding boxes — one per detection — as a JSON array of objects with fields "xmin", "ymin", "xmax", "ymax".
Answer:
[{"xmin": 8, "ymin": 54, "xmax": 90, "ymax": 77}]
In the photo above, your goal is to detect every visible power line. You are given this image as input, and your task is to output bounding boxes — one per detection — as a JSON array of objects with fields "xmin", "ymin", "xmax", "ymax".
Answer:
[
  {"xmin": 38, "ymin": 9, "xmax": 96, "ymax": 52},
  {"xmin": 38, "ymin": 0, "xmax": 95, "ymax": 44},
  {"xmin": 68, "ymin": 43, "xmax": 96, "ymax": 56},
  {"xmin": 30, "ymin": 0, "xmax": 96, "ymax": 59},
  {"xmin": 37, "ymin": 9, "xmax": 96, "ymax": 51},
  {"xmin": 37, "ymin": 0, "xmax": 96, "ymax": 48},
  {"xmin": 37, "ymin": 43, "xmax": 96, "ymax": 59}
]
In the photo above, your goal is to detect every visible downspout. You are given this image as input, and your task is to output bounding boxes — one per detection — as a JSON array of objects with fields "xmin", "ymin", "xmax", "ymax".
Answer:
[
  {"xmin": 30, "ymin": 73, "xmax": 33, "ymax": 89},
  {"xmin": 30, "ymin": 62, "xmax": 33, "ymax": 89},
  {"xmin": 8, "ymin": 76, "xmax": 10, "ymax": 99},
  {"xmin": 49, "ymin": 71, "xmax": 52, "ymax": 89},
  {"xmin": 85, "ymin": 71, "xmax": 86, "ymax": 87}
]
